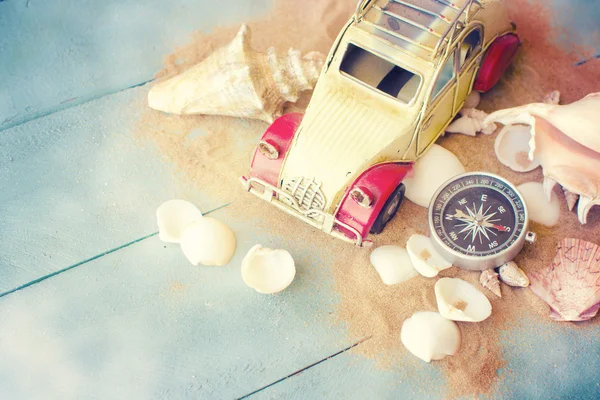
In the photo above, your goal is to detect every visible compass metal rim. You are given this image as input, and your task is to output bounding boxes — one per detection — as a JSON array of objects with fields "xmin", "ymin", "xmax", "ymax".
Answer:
[{"xmin": 427, "ymin": 171, "xmax": 531, "ymax": 271}]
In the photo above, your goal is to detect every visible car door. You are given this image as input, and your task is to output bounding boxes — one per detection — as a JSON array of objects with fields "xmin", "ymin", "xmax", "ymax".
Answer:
[
  {"xmin": 417, "ymin": 49, "xmax": 458, "ymax": 155},
  {"xmin": 455, "ymin": 26, "xmax": 484, "ymax": 113}
]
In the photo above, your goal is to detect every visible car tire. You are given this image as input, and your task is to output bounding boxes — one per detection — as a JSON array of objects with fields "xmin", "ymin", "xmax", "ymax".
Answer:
[{"xmin": 370, "ymin": 184, "xmax": 405, "ymax": 235}]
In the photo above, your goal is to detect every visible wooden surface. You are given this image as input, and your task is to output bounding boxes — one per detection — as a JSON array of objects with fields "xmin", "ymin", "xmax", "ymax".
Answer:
[{"xmin": 1, "ymin": 0, "xmax": 600, "ymax": 399}]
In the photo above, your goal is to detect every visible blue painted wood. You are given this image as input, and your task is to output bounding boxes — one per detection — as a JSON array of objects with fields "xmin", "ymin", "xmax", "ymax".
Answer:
[
  {"xmin": 0, "ymin": 0, "xmax": 599, "ymax": 399},
  {"xmin": 0, "ymin": 0, "xmax": 272, "ymax": 131},
  {"xmin": 252, "ymin": 319, "xmax": 600, "ymax": 399},
  {"xmin": 551, "ymin": 0, "xmax": 600, "ymax": 61},
  {"xmin": 0, "ymin": 207, "xmax": 354, "ymax": 400},
  {"xmin": 0, "ymin": 85, "xmax": 227, "ymax": 295}
]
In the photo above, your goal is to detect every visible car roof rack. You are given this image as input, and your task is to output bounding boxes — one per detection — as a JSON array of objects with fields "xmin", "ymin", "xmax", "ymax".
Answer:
[{"xmin": 355, "ymin": 0, "xmax": 482, "ymax": 62}]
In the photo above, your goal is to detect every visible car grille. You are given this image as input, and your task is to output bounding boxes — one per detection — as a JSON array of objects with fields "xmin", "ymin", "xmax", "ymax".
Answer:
[{"xmin": 280, "ymin": 177, "xmax": 326, "ymax": 219}]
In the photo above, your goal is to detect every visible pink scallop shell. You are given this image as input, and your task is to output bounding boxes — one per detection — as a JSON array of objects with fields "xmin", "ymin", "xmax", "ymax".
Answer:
[{"xmin": 529, "ymin": 238, "xmax": 600, "ymax": 322}]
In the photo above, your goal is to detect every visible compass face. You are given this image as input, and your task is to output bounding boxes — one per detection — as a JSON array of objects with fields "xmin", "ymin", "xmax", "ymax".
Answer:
[{"xmin": 430, "ymin": 173, "xmax": 526, "ymax": 258}]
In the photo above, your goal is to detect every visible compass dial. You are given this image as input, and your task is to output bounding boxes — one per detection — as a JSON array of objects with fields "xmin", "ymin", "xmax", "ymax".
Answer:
[{"xmin": 429, "ymin": 173, "xmax": 527, "ymax": 267}]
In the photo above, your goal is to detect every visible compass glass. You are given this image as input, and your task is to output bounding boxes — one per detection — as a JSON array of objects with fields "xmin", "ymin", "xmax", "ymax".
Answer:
[{"xmin": 430, "ymin": 174, "xmax": 526, "ymax": 257}]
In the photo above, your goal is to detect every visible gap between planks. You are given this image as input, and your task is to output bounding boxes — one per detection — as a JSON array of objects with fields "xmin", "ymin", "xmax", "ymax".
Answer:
[
  {"xmin": 237, "ymin": 336, "xmax": 372, "ymax": 400},
  {"xmin": 0, "ymin": 202, "xmax": 231, "ymax": 298},
  {"xmin": 0, "ymin": 79, "xmax": 153, "ymax": 133}
]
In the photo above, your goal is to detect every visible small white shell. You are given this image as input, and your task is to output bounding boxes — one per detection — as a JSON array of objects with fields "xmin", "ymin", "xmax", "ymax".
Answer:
[
  {"xmin": 404, "ymin": 144, "xmax": 466, "ymax": 207},
  {"xmin": 156, "ymin": 199, "xmax": 203, "ymax": 243},
  {"xmin": 241, "ymin": 244, "xmax": 296, "ymax": 294},
  {"xmin": 445, "ymin": 116, "xmax": 477, "ymax": 136},
  {"xmin": 497, "ymin": 261, "xmax": 529, "ymax": 287},
  {"xmin": 480, "ymin": 269, "xmax": 501, "ymax": 297},
  {"xmin": 434, "ymin": 278, "xmax": 492, "ymax": 322},
  {"xmin": 542, "ymin": 90, "xmax": 560, "ymax": 105},
  {"xmin": 369, "ymin": 245, "xmax": 418, "ymax": 285},
  {"xmin": 400, "ymin": 311, "xmax": 461, "ymax": 363},
  {"xmin": 406, "ymin": 234, "xmax": 453, "ymax": 277},
  {"xmin": 494, "ymin": 124, "xmax": 540, "ymax": 172},
  {"xmin": 445, "ymin": 108, "xmax": 497, "ymax": 136},
  {"xmin": 517, "ymin": 181, "xmax": 560, "ymax": 226},
  {"xmin": 463, "ymin": 91, "xmax": 481, "ymax": 109},
  {"xmin": 180, "ymin": 217, "xmax": 236, "ymax": 266}
]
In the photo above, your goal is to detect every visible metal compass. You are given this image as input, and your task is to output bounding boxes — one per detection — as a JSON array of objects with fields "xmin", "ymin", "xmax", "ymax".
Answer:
[{"xmin": 428, "ymin": 172, "xmax": 536, "ymax": 271}]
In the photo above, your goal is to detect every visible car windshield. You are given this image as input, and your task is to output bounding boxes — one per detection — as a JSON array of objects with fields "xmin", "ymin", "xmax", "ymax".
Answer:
[{"xmin": 339, "ymin": 43, "xmax": 421, "ymax": 104}]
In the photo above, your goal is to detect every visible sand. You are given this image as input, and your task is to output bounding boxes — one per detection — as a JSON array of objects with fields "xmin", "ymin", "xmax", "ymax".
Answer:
[{"xmin": 134, "ymin": 0, "xmax": 600, "ymax": 397}]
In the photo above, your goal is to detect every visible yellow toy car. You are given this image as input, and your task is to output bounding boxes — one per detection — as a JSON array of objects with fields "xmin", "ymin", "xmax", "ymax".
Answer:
[{"xmin": 241, "ymin": 0, "xmax": 519, "ymax": 246}]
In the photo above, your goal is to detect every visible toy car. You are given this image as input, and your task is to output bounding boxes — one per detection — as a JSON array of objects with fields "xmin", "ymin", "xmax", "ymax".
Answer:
[{"xmin": 240, "ymin": 0, "xmax": 519, "ymax": 246}]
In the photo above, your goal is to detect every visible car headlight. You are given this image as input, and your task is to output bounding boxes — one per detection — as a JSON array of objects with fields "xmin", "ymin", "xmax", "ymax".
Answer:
[
  {"xmin": 258, "ymin": 140, "xmax": 279, "ymax": 160},
  {"xmin": 350, "ymin": 186, "xmax": 373, "ymax": 208}
]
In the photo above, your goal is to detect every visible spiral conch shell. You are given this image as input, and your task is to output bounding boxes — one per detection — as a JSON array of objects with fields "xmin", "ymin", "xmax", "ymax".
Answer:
[
  {"xmin": 148, "ymin": 24, "xmax": 325, "ymax": 123},
  {"xmin": 484, "ymin": 92, "xmax": 600, "ymax": 224},
  {"xmin": 480, "ymin": 269, "xmax": 501, "ymax": 297},
  {"xmin": 529, "ymin": 238, "xmax": 600, "ymax": 322}
]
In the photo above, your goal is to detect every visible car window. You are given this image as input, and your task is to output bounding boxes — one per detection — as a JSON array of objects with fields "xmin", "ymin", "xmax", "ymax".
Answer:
[
  {"xmin": 430, "ymin": 51, "xmax": 455, "ymax": 101},
  {"xmin": 339, "ymin": 43, "xmax": 421, "ymax": 104},
  {"xmin": 459, "ymin": 28, "xmax": 482, "ymax": 69}
]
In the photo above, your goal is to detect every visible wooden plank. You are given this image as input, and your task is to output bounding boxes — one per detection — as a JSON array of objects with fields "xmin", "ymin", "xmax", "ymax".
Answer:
[
  {"xmin": 0, "ymin": 86, "xmax": 227, "ymax": 294},
  {"xmin": 0, "ymin": 207, "xmax": 352, "ymax": 400},
  {"xmin": 550, "ymin": 0, "xmax": 600, "ymax": 61},
  {"xmin": 251, "ymin": 320, "xmax": 600, "ymax": 399},
  {"xmin": 0, "ymin": 0, "xmax": 272, "ymax": 130}
]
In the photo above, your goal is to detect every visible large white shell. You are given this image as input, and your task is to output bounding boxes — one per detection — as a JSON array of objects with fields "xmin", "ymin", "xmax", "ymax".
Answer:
[
  {"xmin": 517, "ymin": 182, "xmax": 560, "ymax": 226},
  {"xmin": 156, "ymin": 199, "xmax": 203, "ymax": 243},
  {"xmin": 403, "ymin": 144, "xmax": 466, "ymax": 207},
  {"xmin": 494, "ymin": 124, "xmax": 540, "ymax": 172},
  {"xmin": 241, "ymin": 244, "xmax": 296, "ymax": 294},
  {"xmin": 180, "ymin": 217, "xmax": 236, "ymax": 266},
  {"xmin": 434, "ymin": 278, "xmax": 492, "ymax": 322},
  {"xmin": 148, "ymin": 24, "xmax": 325, "ymax": 123},
  {"xmin": 369, "ymin": 245, "xmax": 418, "ymax": 285},
  {"xmin": 485, "ymin": 92, "xmax": 600, "ymax": 224},
  {"xmin": 400, "ymin": 311, "xmax": 461, "ymax": 362},
  {"xmin": 406, "ymin": 234, "xmax": 453, "ymax": 277}
]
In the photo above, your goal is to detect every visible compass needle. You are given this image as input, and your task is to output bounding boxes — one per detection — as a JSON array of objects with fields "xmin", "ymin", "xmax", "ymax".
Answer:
[{"xmin": 430, "ymin": 172, "xmax": 534, "ymax": 271}]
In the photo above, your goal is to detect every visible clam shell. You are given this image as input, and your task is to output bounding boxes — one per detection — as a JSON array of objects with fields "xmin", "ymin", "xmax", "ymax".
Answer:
[
  {"xmin": 403, "ymin": 144, "xmax": 465, "ymax": 208},
  {"xmin": 529, "ymin": 238, "xmax": 600, "ymax": 321},
  {"xmin": 480, "ymin": 269, "xmax": 501, "ymax": 297},
  {"xmin": 241, "ymin": 244, "xmax": 295, "ymax": 294},
  {"xmin": 148, "ymin": 24, "xmax": 325, "ymax": 123},
  {"xmin": 406, "ymin": 234, "xmax": 453, "ymax": 278},
  {"xmin": 156, "ymin": 199, "xmax": 203, "ymax": 243},
  {"xmin": 497, "ymin": 261, "xmax": 529, "ymax": 287},
  {"xmin": 494, "ymin": 124, "xmax": 540, "ymax": 172},
  {"xmin": 434, "ymin": 278, "xmax": 492, "ymax": 322},
  {"xmin": 369, "ymin": 245, "xmax": 418, "ymax": 285},
  {"xmin": 517, "ymin": 182, "xmax": 560, "ymax": 227},
  {"xmin": 180, "ymin": 217, "xmax": 236, "ymax": 266},
  {"xmin": 400, "ymin": 311, "xmax": 461, "ymax": 363}
]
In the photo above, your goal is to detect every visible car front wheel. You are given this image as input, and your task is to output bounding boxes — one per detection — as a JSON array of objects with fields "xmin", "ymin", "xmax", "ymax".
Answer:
[{"xmin": 370, "ymin": 184, "xmax": 405, "ymax": 234}]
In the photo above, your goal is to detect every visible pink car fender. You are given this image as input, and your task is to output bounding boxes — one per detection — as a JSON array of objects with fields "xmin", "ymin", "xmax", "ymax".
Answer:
[
  {"xmin": 249, "ymin": 113, "xmax": 303, "ymax": 186},
  {"xmin": 474, "ymin": 32, "xmax": 520, "ymax": 93},
  {"xmin": 335, "ymin": 162, "xmax": 414, "ymax": 240}
]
